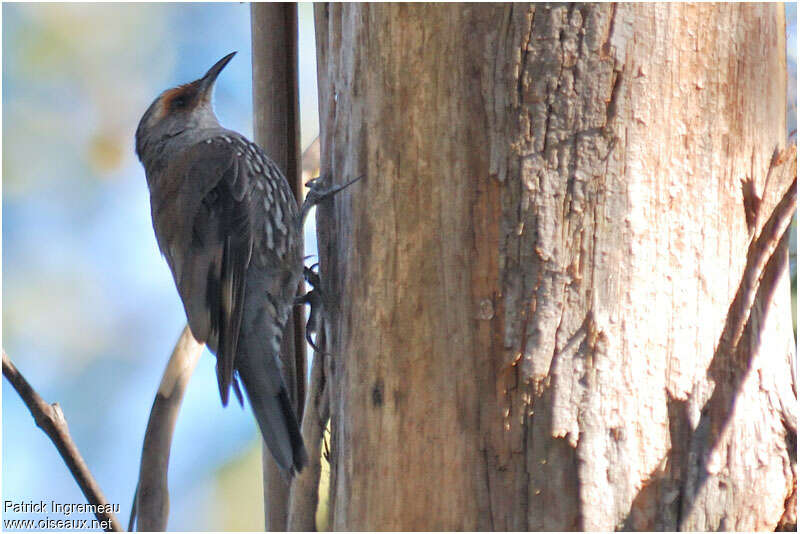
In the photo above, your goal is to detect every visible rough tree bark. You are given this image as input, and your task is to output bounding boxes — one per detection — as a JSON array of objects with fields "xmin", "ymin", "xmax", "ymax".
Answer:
[
  {"xmin": 314, "ymin": 3, "xmax": 795, "ymax": 531},
  {"xmin": 250, "ymin": 3, "xmax": 305, "ymax": 530}
]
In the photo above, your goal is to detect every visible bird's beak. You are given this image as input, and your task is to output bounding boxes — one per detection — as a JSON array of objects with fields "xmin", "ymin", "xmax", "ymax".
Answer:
[{"xmin": 198, "ymin": 51, "xmax": 237, "ymax": 97}]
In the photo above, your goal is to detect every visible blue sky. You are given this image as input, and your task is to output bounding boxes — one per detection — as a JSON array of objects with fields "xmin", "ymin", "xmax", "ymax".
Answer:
[{"xmin": 3, "ymin": 4, "xmax": 319, "ymax": 529}]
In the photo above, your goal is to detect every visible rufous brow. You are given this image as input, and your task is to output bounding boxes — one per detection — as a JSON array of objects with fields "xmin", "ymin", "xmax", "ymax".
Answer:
[{"xmin": 156, "ymin": 84, "xmax": 196, "ymax": 118}]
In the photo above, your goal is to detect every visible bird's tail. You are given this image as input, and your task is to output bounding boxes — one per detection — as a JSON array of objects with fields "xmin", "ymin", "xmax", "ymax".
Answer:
[{"xmin": 236, "ymin": 353, "xmax": 308, "ymax": 476}]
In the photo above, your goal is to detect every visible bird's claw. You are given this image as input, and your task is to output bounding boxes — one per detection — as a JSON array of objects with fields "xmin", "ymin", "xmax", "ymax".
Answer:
[
  {"xmin": 295, "ymin": 264, "xmax": 328, "ymax": 354},
  {"xmin": 299, "ymin": 173, "xmax": 363, "ymax": 224}
]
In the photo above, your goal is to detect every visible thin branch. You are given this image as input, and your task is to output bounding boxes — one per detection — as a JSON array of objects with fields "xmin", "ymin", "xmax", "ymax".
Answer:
[
  {"xmin": 679, "ymin": 147, "xmax": 797, "ymax": 528},
  {"xmin": 620, "ymin": 147, "xmax": 797, "ymax": 531},
  {"xmin": 288, "ymin": 330, "xmax": 330, "ymax": 531},
  {"xmin": 720, "ymin": 148, "xmax": 796, "ymax": 357},
  {"xmin": 131, "ymin": 325, "xmax": 203, "ymax": 532},
  {"xmin": 2, "ymin": 350, "xmax": 123, "ymax": 532}
]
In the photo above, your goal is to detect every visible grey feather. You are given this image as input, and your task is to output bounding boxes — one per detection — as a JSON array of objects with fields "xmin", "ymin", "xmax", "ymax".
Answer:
[{"xmin": 136, "ymin": 53, "xmax": 307, "ymax": 475}]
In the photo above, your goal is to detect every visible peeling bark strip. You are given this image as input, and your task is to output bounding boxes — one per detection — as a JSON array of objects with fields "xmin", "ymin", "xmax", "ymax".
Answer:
[{"xmin": 315, "ymin": 3, "xmax": 794, "ymax": 530}]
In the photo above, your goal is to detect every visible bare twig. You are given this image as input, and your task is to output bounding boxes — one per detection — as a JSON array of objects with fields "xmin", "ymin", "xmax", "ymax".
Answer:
[
  {"xmin": 2, "ymin": 350, "xmax": 123, "ymax": 532},
  {"xmin": 131, "ymin": 325, "xmax": 203, "ymax": 532},
  {"xmin": 755, "ymin": 146, "xmax": 797, "ymax": 233},
  {"xmin": 680, "ymin": 147, "xmax": 797, "ymax": 528},
  {"xmin": 288, "ymin": 330, "xmax": 330, "ymax": 531},
  {"xmin": 720, "ymin": 149, "xmax": 796, "ymax": 356}
]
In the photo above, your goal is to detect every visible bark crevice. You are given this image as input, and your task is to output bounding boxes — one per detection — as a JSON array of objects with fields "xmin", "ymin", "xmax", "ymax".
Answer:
[{"xmin": 314, "ymin": 4, "xmax": 794, "ymax": 530}]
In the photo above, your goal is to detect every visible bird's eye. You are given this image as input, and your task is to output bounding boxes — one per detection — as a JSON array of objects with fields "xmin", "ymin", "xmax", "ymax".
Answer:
[{"xmin": 172, "ymin": 95, "xmax": 188, "ymax": 109}]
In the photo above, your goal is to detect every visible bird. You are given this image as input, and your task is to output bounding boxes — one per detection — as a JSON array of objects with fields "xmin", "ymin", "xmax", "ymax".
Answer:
[{"xmin": 135, "ymin": 52, "xmax": 307, "ymax": 476}]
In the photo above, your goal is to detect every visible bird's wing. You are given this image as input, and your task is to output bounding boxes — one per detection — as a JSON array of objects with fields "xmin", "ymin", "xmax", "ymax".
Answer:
[
  {"xmin": 151, "ymin": 134, "xmax": 294, "ymax": 406},
  {"xmin": 187, "ymin": 152, "xmax": 251, "ymax": 407}
]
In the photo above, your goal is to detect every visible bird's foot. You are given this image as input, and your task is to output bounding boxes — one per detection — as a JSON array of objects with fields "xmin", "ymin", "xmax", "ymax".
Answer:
[
  {"xmin": 299, "ymin": 173, "xmax": 363, "ymax": 224},
  {"xmin": 295, "ymin": 264, "xmax": 328, "ymax": 354}
]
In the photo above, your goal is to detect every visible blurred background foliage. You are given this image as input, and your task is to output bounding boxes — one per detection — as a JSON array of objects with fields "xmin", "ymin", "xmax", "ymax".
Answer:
[
  {"xmin": 1, "ymin": 3, "xmax": 796, "ymax": 532},
  {"xmin": 789, "ymin": 4, "xmax": 797, "ymax": 335},
  {"xmin": 3, "ymin": 3, "xmax": 319, "ymax": 530}
]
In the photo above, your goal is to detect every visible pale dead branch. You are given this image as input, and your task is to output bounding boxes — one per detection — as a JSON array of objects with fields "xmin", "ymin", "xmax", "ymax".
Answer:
[{"xmin": 130, "ymin": 325, "xmax": 203, "ymax": 532}]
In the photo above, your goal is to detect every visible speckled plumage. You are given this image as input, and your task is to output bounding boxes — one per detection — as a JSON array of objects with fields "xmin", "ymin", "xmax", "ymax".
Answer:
[{"xmin": 135, "ymin": 52, "xmax": 306, "ymax": 475}]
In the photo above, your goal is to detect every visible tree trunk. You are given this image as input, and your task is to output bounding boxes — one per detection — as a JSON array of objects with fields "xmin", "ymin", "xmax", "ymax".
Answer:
[
  {"xmin": 314, "ymin": 3, "xmax": 795, "ymax": 531},
  {"xmin": 250, "ymin": 3, "xmax": 305, "ymax": 530}
]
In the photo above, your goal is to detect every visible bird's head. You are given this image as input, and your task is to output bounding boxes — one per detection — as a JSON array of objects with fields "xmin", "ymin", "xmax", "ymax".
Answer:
[{"xmin": 136, "ymin": 52, "xmax": 236, "ymax": 160}]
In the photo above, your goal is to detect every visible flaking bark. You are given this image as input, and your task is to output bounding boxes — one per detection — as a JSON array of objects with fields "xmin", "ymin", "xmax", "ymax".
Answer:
[{"xmin": 315, "ymin": 3, "xmax": 795, "ymax": 530}]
